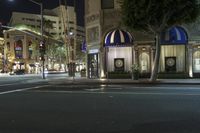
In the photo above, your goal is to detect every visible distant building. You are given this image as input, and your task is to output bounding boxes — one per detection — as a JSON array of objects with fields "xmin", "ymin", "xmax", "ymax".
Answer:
[
  {"xmin": 9, "ymin": 5, "xmax": 84, "ymax": 40},
  {"xmin": 4, "ymin": 5, "xmax": 85, "ymax": 73},
  {"xmin": 3, "ymin": 28, "xmax": 64, "ymax": 74}
]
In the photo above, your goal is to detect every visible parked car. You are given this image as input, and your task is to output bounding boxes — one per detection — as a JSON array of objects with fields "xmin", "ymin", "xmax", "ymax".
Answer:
[{"xmin": 15, "ymin": 70, "xmax": 25, "ymax": 75}]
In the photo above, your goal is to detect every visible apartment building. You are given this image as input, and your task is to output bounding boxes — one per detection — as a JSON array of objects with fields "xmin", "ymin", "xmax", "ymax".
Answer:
[{"xmin": 4, "ymin": 5, "xmax": 85, "ymax": 74}]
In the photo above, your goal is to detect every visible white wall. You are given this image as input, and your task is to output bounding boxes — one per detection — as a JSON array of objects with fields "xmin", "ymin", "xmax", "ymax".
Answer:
[{"xmin": 107, "ymin": 47, "xmax": 132, "ymax": 72}]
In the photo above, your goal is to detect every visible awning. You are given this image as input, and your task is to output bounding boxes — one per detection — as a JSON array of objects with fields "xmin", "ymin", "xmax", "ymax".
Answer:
[
  {"xmin": 160, "ymin": 26, "xmax": 188, "ymax": 45},
  {"xmin": 104, "ymin": 29, "xmax": 134, "ymax": 47}
]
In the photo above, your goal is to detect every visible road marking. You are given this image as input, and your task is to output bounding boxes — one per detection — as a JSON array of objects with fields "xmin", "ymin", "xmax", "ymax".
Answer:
[
  {"xmin": 84, "ymin": 88, "xmax": 103, "ymax": 91},
  {"xmin": 28, "ymin": 90, "xmax": 200, "ymax": 96},
  {"xmin": 0, "ymin": 85, "xmax": 50, "ymax": 95},
  {"xmin": 84, "ymin": 88, "xmax": 123, "ymax": 92}
]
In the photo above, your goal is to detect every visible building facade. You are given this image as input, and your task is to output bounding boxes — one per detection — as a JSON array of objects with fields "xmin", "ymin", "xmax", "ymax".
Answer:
[
  {"xmin": 0, "ymin": 37, "xmax": 5, "ymax": 72},
  {"xmin": 3, "ymin": 29, "xmax": 41, "ymax": 73},
  {"xmin": 4, "ymin": 5, "xmax": 86, "ymax": 74},
  {"xmin": 9, "ymin": 5, "xmax": 85, "ymax": 66},
  {"xmin": 85, "ymin": 0, "xmax": 200, "ymax": 79},
  {"xmin": 85, "ymin": 0, "xmax": 154, "ymax": 78},
  {"xmin": 3, "ymin": 28, "xmax": 66, "ymax": 74}
]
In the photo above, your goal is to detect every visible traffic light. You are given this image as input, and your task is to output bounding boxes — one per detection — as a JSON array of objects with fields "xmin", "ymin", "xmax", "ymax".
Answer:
[{"xmin": 39, "ymin": 41, "xmax": 45, "ymax": 54}]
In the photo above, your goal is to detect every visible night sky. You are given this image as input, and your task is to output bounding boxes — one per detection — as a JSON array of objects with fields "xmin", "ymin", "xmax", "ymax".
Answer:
[{"xmin": 0, "ymin": 0, "xmax": 84, "ymax": 26}]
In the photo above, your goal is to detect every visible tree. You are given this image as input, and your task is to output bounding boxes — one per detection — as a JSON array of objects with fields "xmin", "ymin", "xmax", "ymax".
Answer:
[
  {"xmin": 55, "ymin": 45, "xmax": 66, "ymax": 71},
  {"xmin": 120, "ymin": 0, "xmax": 200, "ymax": 82},
  {"xmin": 43, "ymin": 19, "xmax": 53, "ymax": 67}
]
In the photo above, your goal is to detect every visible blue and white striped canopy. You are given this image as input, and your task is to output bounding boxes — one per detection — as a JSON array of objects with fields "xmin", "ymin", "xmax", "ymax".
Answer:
[
  {"xmin": 160, "ymin": 26, "xmax": 188, "ymax": 45},
  {"xmin": 104, "ymin": 29, "xmax": 134, "ymax": 47}
]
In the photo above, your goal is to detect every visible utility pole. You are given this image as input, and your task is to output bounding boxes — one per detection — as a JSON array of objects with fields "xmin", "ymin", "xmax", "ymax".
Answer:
[
  {"xmin": 29, "ymin": 0, "xmax": 45, "ymax": 79},
  {"xmin": 59, "ymin": 0, "xmax": 70, "ymax": 68},
  {"xmin": 59, "ymin": 0, "xmax": 76, "ymax": 78}
]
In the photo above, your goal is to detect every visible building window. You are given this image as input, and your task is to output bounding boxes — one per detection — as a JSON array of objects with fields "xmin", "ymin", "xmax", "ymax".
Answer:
[
  {"xmin": 31, "ymin": 25, "xmax": 35, "ymax": 28},
  {"xmin": 28, "ymin": 41, "xmax": 33, "ymax": 59},
  {"xmin": 14, "ymin": 40, "xmax": 23, "ymax": 59},
  {"xmin": 101, "ymin": 0, "xmax": 114, "ymax": 9},
  {"xmin": 7, "ymin": 42, "xmax": 10, "ymax": 51},
  {"xmin": 6, "ymin": 33, "xmax": 9, "ymax": 38},
  {"xmin": 26, "ymin": 18, "xmax": 35, "ymax": 22},
  {"xmin": 50, "ymin": 33, "xmax": 57, "ymax": 35},
  {"xmin": 87, "ymin": 26, "xmax": 100, "ymax": 43}
]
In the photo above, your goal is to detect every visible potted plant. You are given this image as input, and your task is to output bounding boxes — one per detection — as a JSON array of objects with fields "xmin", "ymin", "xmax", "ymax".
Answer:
[
  {"xmin": 131, "ymin": 64, "xmax": 140, "ymax": 80},
  {"xmin": 80, "ymin": 68, "xmax": 86, "ymax": 77}
]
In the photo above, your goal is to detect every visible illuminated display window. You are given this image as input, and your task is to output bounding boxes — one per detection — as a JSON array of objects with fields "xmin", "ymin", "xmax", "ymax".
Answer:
[
  {"xmin": 28, "ymin": 41, "xmax": 33, "ymax": 59},
  {"xmin": 14, "ymin": 40, "xmax": 23, "ymax": 59}
]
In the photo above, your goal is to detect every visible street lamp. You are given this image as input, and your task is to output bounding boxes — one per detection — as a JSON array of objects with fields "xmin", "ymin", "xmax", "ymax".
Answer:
[{"xmin": 29, "ymin": 0, "xmax": 45, "ymax": 79}]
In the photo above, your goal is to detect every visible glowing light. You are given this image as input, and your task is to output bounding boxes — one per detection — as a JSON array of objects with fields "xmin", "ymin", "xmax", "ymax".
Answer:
[{"xmin": 100, "ymin": 78, "xmax": 107, "ymax": 81}]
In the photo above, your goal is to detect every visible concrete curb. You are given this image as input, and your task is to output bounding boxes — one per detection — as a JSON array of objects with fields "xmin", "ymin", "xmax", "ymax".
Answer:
[{"xmin": 48, "ymin": 78, "xmax": 200, "ymax": 85}]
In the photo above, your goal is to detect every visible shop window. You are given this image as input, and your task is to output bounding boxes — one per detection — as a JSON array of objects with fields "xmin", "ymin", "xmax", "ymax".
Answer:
[
  {"xmin": 101, "ymin": 0, "xmax": 114, "ymax": 9},
  {"xmin": 6, "ymin": 33, "xmax": 9, "ymax": 38},
  {"xmin": 28, "ymin": 41, "xmax": 33, "ymax": 59},
  {"xmin": 193, "ymin": 51, "xmax": 200, "ymax": 72},
  {"xmin": 139, "ymin": 53, "xmax": 150, "ymax": 73}
]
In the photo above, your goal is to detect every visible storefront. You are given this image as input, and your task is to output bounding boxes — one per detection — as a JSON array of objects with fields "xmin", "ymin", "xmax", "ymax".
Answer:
[
  {"xmin": 160, "ymin": 26, "xmax": 188, "ymax": 73},
  {"xmin": 102, "ymin": 26, "xmax": 190, "ymax": 78},
  {"xmin": 104, "ymin": 29, "xmax": 134, "ymax": 78},
  {"xmin": 88, "ymin": 49, "xmax": 99, "ymax": 78}
]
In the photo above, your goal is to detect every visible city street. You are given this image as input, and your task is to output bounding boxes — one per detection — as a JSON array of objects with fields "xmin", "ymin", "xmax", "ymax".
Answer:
[
  {"xmin": 1, "ymin": 0, "xmax": 200, "ymax": 133},
  {"xmin": 0, "ymin": 74, "xmax": 200, "ymax": 132}
]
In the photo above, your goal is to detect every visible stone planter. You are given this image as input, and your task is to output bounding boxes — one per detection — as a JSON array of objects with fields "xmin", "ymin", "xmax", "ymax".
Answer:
[{"xmin": 132, "ymin": 71, "xmax": 139, "ymax": 80}]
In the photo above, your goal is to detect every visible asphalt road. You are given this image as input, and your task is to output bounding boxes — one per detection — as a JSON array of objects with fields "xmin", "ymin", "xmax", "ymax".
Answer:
[{"xmin": 0, "ymin": 74, "xmax": 200, "ymax": 133}]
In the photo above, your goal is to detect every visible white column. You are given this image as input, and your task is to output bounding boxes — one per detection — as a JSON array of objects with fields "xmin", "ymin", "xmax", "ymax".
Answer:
[
  {"xmin": 151, "ymin": 46, "xmax": 156, "ymax": 72},
  {"xmin": 188, "ymin": 44, "xmax": 193, "ymax": 77}
]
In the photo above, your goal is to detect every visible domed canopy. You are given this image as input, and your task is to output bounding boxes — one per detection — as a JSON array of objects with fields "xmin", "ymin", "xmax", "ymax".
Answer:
[
  {"xmin": 104, "ymin": 29, "xmax": 134, "ymax": 47},
  {"xmin": 160, "ymin": 26, "xmax": 188, "ymax": 45}
]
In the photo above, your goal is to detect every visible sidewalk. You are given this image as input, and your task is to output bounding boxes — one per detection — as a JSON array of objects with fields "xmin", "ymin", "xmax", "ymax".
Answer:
[{"xmin": 1, "ymin": 72, "xmax": 200, "ymax": 85}]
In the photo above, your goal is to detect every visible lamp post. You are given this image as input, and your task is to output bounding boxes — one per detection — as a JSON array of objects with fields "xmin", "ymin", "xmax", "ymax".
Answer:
[
  {"xmin": 67, "ymin": 31, "xmax": 76, "ymax": 80},
  {"xmin": 29, "ymin": 0, "xmax": 45, "ymax": 79}
]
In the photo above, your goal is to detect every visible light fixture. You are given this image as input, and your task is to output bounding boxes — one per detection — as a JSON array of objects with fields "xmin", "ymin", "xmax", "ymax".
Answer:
[{"xmin": 142, "ymin": 47, "xmax": 146, "ymax": 51}]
